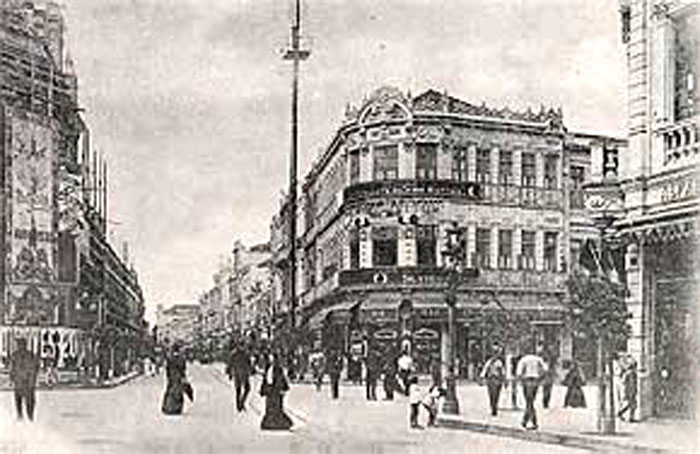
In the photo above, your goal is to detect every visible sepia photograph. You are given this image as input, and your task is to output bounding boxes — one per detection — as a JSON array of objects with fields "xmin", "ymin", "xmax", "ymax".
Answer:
[{"xmin": 0, "ymin": 0, "xmax": 697, "ymax": 452}]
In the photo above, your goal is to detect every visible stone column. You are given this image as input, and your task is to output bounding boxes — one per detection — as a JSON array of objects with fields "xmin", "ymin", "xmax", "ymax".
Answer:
[
  {"xmin": 466, "ymin": 224, "xmax": 477, "ymax": 268},
  {"xmin": 359, "ymin": 226, "xmax": 372, "ymax": 268},
  {"xmin": 398, "ymin": 225, "xmax": 415, "ymax": 267},
  {"xmin": 467, "ymin": 144, "xmax": 477, "ymax": 182},
  {"xmin": 535, "ymin": 151, "xmax": 545, "ymax": 188},
  {"xmin": 360, "ymin": 144, "xmax": 372, "ymax": 182},
  {"xmin": 490, "ymin": 227, "xmax": 499, "ymax": 270},
  {"xmin": 625, "ymin": 240, "xmax": 652, "ymax": 419},
  {"xmin": 513, "ymin": 148, "xmax": 522, "ymax": 186},
  {"xmin": 492, "ymin": 146, "xmax": 500, "ymax": 185},
  {"xmin": 513, "ymin": 228, "xmax": 522, "ymax": 270},
  {"xmin": 535, "ymin": 230, "xmax": 544, "ymax": 271}
]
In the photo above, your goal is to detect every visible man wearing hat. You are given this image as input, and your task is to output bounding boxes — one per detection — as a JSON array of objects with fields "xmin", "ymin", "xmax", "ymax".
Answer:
[{"xmin": 10, "ymin": 338, "xmax": 40, "ymax": 421}]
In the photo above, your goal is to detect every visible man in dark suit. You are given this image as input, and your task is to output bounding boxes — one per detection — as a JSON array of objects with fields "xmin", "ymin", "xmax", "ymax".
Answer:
[
  {"xmin": 227, "ymin": 343, "xmax": 253, "ymax": 412},
  {"xmin": 10, "ymin": 338, "xmax": 40, "ymax": 421}
]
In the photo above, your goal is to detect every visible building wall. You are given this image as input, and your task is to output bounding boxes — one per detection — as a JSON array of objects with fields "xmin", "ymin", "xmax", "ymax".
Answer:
[{"xmin": 619, "ymin": 0, "xmax": 699, "ymax": 419}]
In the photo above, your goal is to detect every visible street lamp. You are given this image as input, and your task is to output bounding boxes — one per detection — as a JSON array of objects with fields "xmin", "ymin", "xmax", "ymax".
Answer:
[
  {"xmin": 441, "ymin": 223, "xmax": 475, "ymax": 415},
  {"xmin": 583, "ymin": 175, "xmax": 625, "ymax": 435}
]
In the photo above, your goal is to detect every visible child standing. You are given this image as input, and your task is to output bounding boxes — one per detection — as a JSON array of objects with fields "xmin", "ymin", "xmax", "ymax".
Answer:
[{"xmin": 408, "ymin": 376, "xmax": 422, "ymax": 428}]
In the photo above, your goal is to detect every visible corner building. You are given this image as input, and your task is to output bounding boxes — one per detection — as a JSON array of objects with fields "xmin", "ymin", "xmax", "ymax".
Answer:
[
  {"xmin": 284, "ymin": 87, "xmax": 623, "ymax": 378},
  {"xmin": 617, "ymin": 0, "xmax": 698, "ymax": 419}
]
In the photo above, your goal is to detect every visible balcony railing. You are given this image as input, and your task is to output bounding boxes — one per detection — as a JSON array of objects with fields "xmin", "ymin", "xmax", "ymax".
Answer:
[
  {"xmin": 343, "ymin": 179, "xmax": 563, "ymax": 209},
  {"xmin": 660, "ymin": 119, "xmax": 699, "ymax": 164}
]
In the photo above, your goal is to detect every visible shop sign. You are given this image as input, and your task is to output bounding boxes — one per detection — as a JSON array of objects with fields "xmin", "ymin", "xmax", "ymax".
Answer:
[
  {"xmin": 412, "ymin": 327, "xmax": 439, "ymax": 339},
  {"xmin": 660, "ymin": 177, "xmax": 697, "ymax": 204}
]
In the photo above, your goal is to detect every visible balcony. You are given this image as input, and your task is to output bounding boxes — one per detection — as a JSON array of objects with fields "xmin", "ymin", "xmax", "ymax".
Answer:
[
  {"xmin": 660, "ymin": 118, "xmax": 699, "ymax": 164},
  {"xmin": 343, "ymin": 179, "xmax": 563, "ymax": 209}
]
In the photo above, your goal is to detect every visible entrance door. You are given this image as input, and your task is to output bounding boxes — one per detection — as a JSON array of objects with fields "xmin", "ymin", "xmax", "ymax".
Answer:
[{"xmin": 654, "ymin": 277, "xmax": 697, "ymax": 418}]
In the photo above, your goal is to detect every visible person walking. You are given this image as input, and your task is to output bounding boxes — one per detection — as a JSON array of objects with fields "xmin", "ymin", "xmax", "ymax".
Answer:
[
  {"xmin": 422, "ymin": 379, "xmax": 444, "ymax": 427},
  {"xmin": 541, "ymin": 354, "xmax": 556, "ymax": 409},
  {"xmin": 161, "ymin": 344, "xmax": 192, "ymax": 415},
  {"xmin": 397, "ymin": 349, "xmax": 413, "ymax": 396},
  {"xmin": 310, "ymin": 351, "xmax": 325, "ymax": 391},
  {"xmin": 480, "ymin": 348, "xmax": 506, "ymax": 416},
  {"xmin": 408, "ymin": 376, "xmax": 422, "ymax": 429},
  {"xmin": 516, "ymin": 346, "xmax": 548, "ymax": 430},
  {"xmin": 327, "ymin": 350, "xmax": 343, "ymax": 400},
  {"xmin": 10, "ymin": 338, "xmax": 40, "ymax": 421},
  {"xmin": 227, "ymin": 343, "xmax": 253, "ymax": 412},
  {"xmin": 617, "ymin": 358, "xmax": 638, "ymax": 422},
  {"xmin": 260, "ymin": 352, "xmax": 293, "ymax": 430},
  {"xmin": 382, "ymin": 357, "xmax": 397, "ymax": 400},
  {"xmin": 563, "ymin": 361, "xmax": 586, "ymax": 408},
  {"xmin": 365, "ymin": 352, "xmax": 379, "ymax": 401}
]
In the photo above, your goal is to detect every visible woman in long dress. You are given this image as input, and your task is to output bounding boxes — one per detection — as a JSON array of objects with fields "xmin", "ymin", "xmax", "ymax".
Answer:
[
  {"xmin": 260, "ymin": 353, "xmax": 293, "ymax": 430},
  {"xmin": 162, "ymin": 345, "xmax": 189, "ymax": 415},
  {"xmin": 563, "ymin": 361, "xmax": 586, "ymax": 408}
]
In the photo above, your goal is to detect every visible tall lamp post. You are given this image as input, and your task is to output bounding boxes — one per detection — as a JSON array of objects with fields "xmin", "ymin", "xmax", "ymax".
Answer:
[
  {"xmin": 583, "ymin": 176, "xmax": 625, "ymax": 435},
  {"xmin": 441, "ymin": 224, "xmax": 478, "ymax": 415},
  {"xmin": 282, "ymin": 0, "xmax": 310, "ymax": 342}
]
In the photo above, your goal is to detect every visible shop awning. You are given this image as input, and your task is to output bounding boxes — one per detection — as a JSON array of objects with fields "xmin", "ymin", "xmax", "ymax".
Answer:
[{"xmin": 307, "ymin": 301, "xmax": 358, "ymax": 329}]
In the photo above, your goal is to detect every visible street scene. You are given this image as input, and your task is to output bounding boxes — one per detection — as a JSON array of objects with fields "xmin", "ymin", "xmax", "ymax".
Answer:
[{"xmin": 0, "ymin": 0, "xmax": 698, "ymax": 453}]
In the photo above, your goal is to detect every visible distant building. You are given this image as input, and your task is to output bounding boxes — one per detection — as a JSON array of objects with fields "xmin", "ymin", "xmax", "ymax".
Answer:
[
  {"xmin": 230, "ymin": 241, "xmax": 272, "ymax": 337},
  {"xmin": 156, "ymin": 304, "xmax": 200, "ymax": 346},
  {"xmin": 271, "ymin": 86, "xmax": 624, "ymax": 378},
  {"xmin": 617, "ymin": 0, "xmax": 698, "ymax": 419}
]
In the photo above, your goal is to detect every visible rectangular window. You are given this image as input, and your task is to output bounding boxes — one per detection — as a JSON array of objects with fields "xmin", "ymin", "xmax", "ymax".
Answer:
[
  {"xmin": 674, "ymin": 12, "xmax": 698, "ymax": 121},
  {"xmin": 570, "ymin": 165, "xmax": 585, "ymax": 209},
  {"xmin": 498, "ymin": 229, "xmax": 513, "ymax": 269},
  {"xmin": 544, "ymin": 155, "xmax": 558, "ymax": 189},
  {"xmin": 373, "ymin": 145, "xmax": 398, "ymax": 181},
  {"xmin": 476, "ymin": 228, "xmax": 491, "ymax": 269},
  {"xmin": 349, "ymin": 150, "xmax": 360, "ymax": 185},
  {"xmin": 570, "ymin": 239, "xmax": 582, "ymax": 272},
  {"xmin": 416, "ymin": 225, "xmax": 437, "ymax": 267},
  {"xmin": 521, "ymin": 152, "xmax": 536, "ymax": 187},
  {"xmin": 452, "ymin": 146, "xmax": 468, "ymax": 181},
  {"xmin": 498, "ymin": 150, "xmax": 513, "ymax": 185},
  {"xmin": 476, "ymin": 148, "xmax": 491, "ymax": 184},
  {"xmin": 416, "ymin": 144, "xmax": 438, "ymax": 180},
  {"xmin": 305, "ymin": 247, "xmax": 317, "ymax": 288},
  {"xmin": 544, "ymin": 231, "xmax": 558, "ymax": 272},
  {"xmin": 521, "ymin": 230, "xmax": 535, "ymax": 270},
  {"xmin": 349, "ymin": 228, "xmax": 360, "ymax": 269},
  {"xmin": 372, "ymin": 226, "xmax": 398, "ymax": 267}
]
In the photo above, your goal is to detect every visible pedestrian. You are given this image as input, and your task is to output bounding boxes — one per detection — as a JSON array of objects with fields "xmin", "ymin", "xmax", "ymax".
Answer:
[
  {"xmin": 365, "ymin": 352, "xmax": 379, "ymax": 401},
  {"xmin": 516, "ymin": 345, "xmax": 548, "ymax": 430},
  {"xmin": 617, "ymin": 358, "xmax": 638, "ymax": 422},
  {"xmin": 260, "ymin": 352, "xmax": 293, "ymax": 431},
  {"xmin": 422, "ymin": 379, "xmax": 445, "ymax": 427},
  {"xmin": 227, "ymin": 342, "xmax": 253, "ymax": 412},
  {"xmin": 382, "ymin": 358, "xmax": 397, "ymax": 400},
  {"xmin": 408, "ymin": 376, "xmax": 422, "ymax": 429},
  {"xmin": 310, "ymin": 351, "xmax": 325, "ymax": 391},
  {"xmin": 9, "ymin": 338, "xmax": 40, "ymax": 421},
  {"xmin": 480, "ymin": 347, "xmax": 506, "ymax": 416},
  {"xmin": 541, "ymin": 353, "xmax": 556, "ymax": 409},
  {"xmin": 161, "ymin": 344, "xmax": 192, "ymax": 415},
  {"xmin": 327, "ymin": 350, "xmax": 343, "ymax": 400},
  {"xmin": 563, "ymin": 361, "xmax": 586, "ymax": 408},
  {"xmin": 397, "ymin": 349, "xmax": 413, "ymax": 396}
]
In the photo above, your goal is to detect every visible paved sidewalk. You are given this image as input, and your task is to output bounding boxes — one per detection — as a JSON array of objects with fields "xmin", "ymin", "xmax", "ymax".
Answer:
[
  {"xmin": 0, "ymin": 370, "xmax": 142, "ymax": 391},
  {"xmin": 438, "ymin": 382, "xmax": 697, "ymax": 454}
]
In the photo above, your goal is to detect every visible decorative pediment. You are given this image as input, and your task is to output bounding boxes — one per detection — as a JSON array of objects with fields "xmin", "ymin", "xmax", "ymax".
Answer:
[{"xmin": 357, "ymin": 86, "xmax": 411, "ymax": 125}]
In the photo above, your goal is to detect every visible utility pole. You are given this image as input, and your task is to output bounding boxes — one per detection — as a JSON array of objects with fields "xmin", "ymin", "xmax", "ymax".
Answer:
[{"xmin": 282, "ymin": 0, "xmax": 310, "ymax": 337}]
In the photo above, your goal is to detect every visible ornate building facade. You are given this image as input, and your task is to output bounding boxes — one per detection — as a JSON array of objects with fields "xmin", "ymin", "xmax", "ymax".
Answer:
[
  {"xmin": 617, "ymin": 0, "xmax": 698, "ymax": 419},
  {"xmin": 0, "ymin": 0, "xmax": 145, "ymax": 378},
  {"xmin": 271, "ymin": 86, "xmax": 624, "ymax": 379}
]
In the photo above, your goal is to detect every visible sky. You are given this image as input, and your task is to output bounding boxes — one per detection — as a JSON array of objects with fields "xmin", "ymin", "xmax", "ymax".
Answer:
[{"xmin": 60, "ymin": 0, "xmax": 628, "ymax": 320}]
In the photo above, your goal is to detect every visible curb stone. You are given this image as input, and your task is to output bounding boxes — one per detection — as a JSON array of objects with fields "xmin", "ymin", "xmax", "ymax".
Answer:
[{"xmin": 437, "ymin": 416, "xmax": 674, "ymax": 454}]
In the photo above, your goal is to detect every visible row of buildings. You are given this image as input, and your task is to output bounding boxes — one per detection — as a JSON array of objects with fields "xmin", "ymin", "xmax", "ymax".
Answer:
[
  {"xmin": 0, "ymin": 0, "xmax": 147, "ymax": 379},
  {"xmin": 157, "ymin": 241, "xmax": 273, "ymax": 354},
  {"xmin": 190, "ymin": 0, "xmax": 697, "ymax": 420}
]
